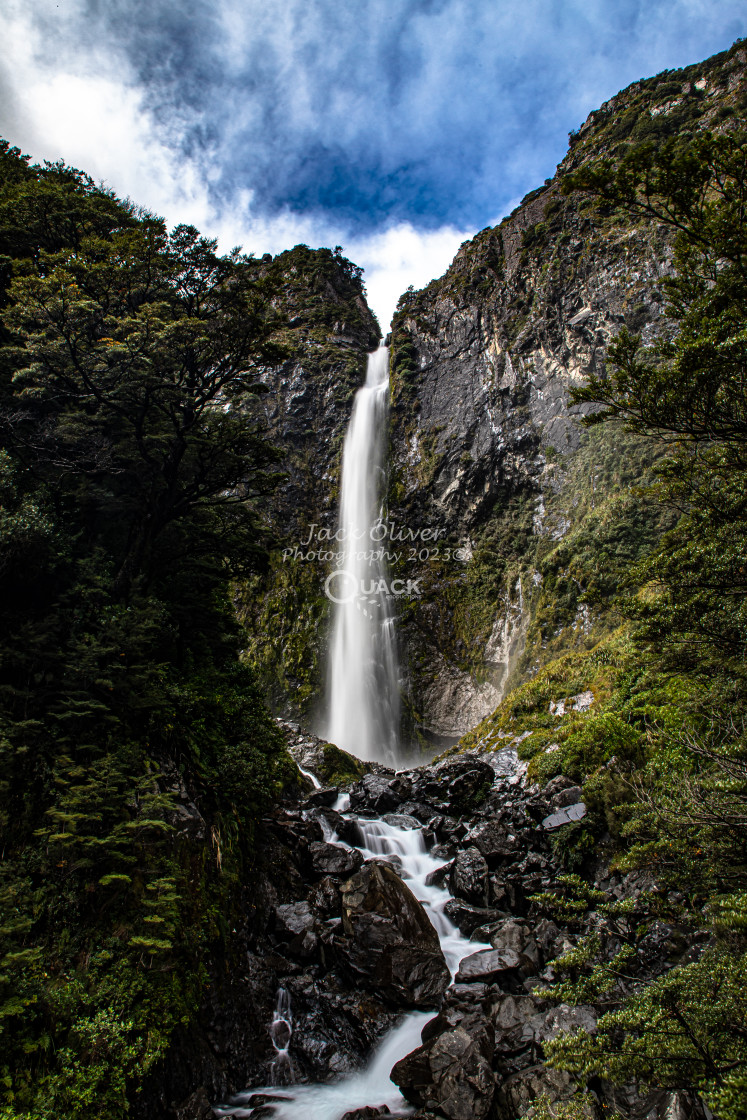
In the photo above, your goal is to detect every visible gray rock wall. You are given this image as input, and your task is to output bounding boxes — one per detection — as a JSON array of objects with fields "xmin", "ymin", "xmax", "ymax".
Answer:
[{"xmin": 387, "ymin": 44, "xmax": 747, "ymax": 746}]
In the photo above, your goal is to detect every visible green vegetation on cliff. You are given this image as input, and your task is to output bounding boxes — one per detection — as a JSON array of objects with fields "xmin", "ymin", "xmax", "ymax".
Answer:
[{"xmin": 459, "ymin": 124, "xmax": 747, "ymax": 1118}]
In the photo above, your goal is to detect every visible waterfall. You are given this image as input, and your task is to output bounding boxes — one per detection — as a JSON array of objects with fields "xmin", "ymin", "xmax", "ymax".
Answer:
[{"xmin": 324, "ymin": 346, "xmax": 399, "ymax": 764}]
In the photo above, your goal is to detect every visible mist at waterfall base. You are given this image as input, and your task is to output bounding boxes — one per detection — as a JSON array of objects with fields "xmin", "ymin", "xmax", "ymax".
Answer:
[
  {"xmin": 324, "ymin": 347, "xmax": 400, "ymax": 765},
  {"xmin": 215, "ymin": 809, "xmax": 492, "ymax": 1120}
]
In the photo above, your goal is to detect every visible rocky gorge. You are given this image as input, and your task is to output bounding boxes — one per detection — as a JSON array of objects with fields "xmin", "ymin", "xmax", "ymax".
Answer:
[
  {"xmin": 132, "ymin": 38, "xmax": 747, "ymax": 1120},
  {"xmin": 143, "ymin": 729, "xmax": 709, "ymax": 1120}
]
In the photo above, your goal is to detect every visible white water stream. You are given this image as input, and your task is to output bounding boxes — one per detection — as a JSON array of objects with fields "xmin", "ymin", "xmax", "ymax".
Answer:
[
  {"xmin": 214, "ymin": 345, "xmax": 488, "ymax": 1120},
  {"xmin": 324, "ymin": 347, "xmax": 399, "ymax": 764},
  {"xmin": 217, "ymin": 814, "xmax": 491, "ymax": 1120}
]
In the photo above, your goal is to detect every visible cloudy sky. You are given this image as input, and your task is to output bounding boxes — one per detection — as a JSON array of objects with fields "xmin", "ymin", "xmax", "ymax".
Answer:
[{"xmin": 1, "ymin": 1, "xmax": 745, "ymax": 327}]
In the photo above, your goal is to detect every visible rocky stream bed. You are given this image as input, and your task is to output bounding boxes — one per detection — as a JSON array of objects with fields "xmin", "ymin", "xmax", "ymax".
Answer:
[{"xmin": 159, "ymin": 726, "xmax": 709, "ymax": 1120}]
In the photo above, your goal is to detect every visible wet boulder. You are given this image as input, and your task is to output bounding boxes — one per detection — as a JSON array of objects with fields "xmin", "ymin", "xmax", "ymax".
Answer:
[
  {"xmin": 302, "ymin": 786, "xmax": 340, "ymax": 808},
  {"xmin": 425, "ymin": 862, "xmax": 452, "ymax": 889},
  {"xmin": 449, "ymin": 847, "xmax": 489, "ymax": 907},
  {"xmin": 432, "ymin": 758, "xmax": 495, "ymax": 812},
  {"xmin": 308, "ymin": 875, "xmax": 342, "ymax": 917},
  {"xmin": 339, "ymin": 862, "xmax": 450, "ymax": 1007},
  {"xmin": 479, "ymin": 917, "xmax": 543, "ymax": 971},
  {"xmin": 454, "ymin": 947, "xmax": 523, "ymax": 984},
  {"xmin": 309, "ymin": 841, "xmax": 363, "ymax": 877},
  {"xmin": 349, "ymin": 773, "xmax": 402, "ymax": 814},
  {"xmin": 443, "ymin": 900, "xmax": 504, "ymax": 937},
  {"xmin": 390, "ymin": 1010, "xmax": 496, "ymax": 1120},
  {"xmin": 429, "ymin": 815, "xmax": 466, "ymax": 842},
  {"xmin": 382, "ymin": 812, "xmax": 422, "ymax": 830},
  {"xmin": 275, "ymin": 901, "xmax": 316, "ymax": 938},
  {"xmin": 398, "ymin": 800, "xmax": 437, "ymax": 824},
  {"xmin": 274, "ymin": 900, "xmax": 320, "ymax": 960},
  {"xmin": 341, "ymin": 1108, "xmax": 391, "ymax": 1120},
  {"xmin": 490, "ymin": 992, "xmax": 545, "ymax": 1047},
  {"xmin": 465, "ymin": 820, "xmax": 515, "ymax": 865}
]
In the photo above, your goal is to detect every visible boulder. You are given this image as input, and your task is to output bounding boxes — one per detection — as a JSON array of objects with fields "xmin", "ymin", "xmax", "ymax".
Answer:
[
  {"xmin": 493, "ymin": 1064, "xmax": 576, "ymax": 1120},
  {"xmin": 425, "ymin": 862, "xmax": 452, "ymax": 889},
  {"xmin": 308, "ymin": 876, "xmax": 342, "ymax": 917},
  {"xmin": 349, "ymin": 774, "xmax": 401, "ymax": 814},
  {"xmin": 449, "ymin": 847, "xmax": 489, "ymax": 907},
  {"xmin": 275, "ymin": 901, "xmax": 316, "ymax": 938},
  {"xmin": 382, "ymin": 813, "xmax": 422, "ymax": 830},
  {"xmin": 443, "ymin": 899, "xmax": 504, "ymax": 936},
  {"xmin": 454, "ymin": 948, "xmax": 523, "ymax": 983},
  {"xmin": 430, "ymin": 815, "xmax": 466, "ymax": 841},
  {"xmin": 533, "ymin": 1003, "xmax": 597, "ymax": 1043},
  {"xmin": 398, "ymin": 801, "xmax": 437, "ymax": 824},
  {"xmin": 487, "ymin": 918, "xmax": 541, "ymax": 969},
  {"xmin": 542, "ymin": 774, "xmax": 579, "ymax": 799},
  {"xmin": 309, "ymin": 841, "xmax": 363, "ymax": 876},
  {"xmin": 336, "ymin": 815, "xmax": 366, "ymax": 847},
  {"xmin": 274, "ymin": 901, "xmax": 320, "ymax": 960},
  {"xmin": 490, "ymin": 992, "xmax": 544, "ymax": 1039},
  {"xmin": 341, "ymin": 1109, "xmax": 391, "ymax": 1120},
  {"xmin": 306, "ymin": 805, "xmax": 346, "ymax": 839},
  {"xmin": 432, "ymin": 758, "xmax": 495, "ymax": 811},
  {"xmin": 542, "ymin": 803, "xmax": 586, "ymax": 830},
  {"xmin": 552, "ymin": 785, "xmax": 583, "ymax": 809},
  {"xmin": 339, "ymin": 862, "xmax": 450, "ymax": 1007},
  {"xmin": 302, "ymin": 786, "xmax": 340, "ymax": 808},
  {"xmin": 465, "ymin": 820, "xmax": 515, "ymax": 864},
  {"xmin": 390, "ymin": 1010, "xmax": 496, "ymax": 1120}
]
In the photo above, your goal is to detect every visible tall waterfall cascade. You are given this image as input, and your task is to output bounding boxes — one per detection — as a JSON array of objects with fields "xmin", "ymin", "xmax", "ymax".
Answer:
[{"xmin": 324, "ymin": 346, "xmax": 399, "ymax": 763}]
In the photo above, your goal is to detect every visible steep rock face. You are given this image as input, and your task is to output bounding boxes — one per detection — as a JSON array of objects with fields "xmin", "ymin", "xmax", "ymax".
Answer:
[
  {"xmin": 387, "ymin": 42, "xmax": 747, "ymax": 745},
  {"xmin": 254, "ymin": 246, "xmax": 380, "ymax": 535},
  {"xmin": 237, "ymin": 246, "xmax": 381, "ymax": 717}
]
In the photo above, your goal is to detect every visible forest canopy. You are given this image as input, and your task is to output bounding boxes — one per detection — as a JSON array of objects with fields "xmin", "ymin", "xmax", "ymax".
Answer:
[{"xmin": 0, "ymin": 141, "xmax": 293, "ymax": 1118}]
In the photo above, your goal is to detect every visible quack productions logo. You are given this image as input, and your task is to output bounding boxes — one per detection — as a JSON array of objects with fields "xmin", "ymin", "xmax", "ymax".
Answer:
[{"xmin": 323, "ymin": 570, "xmax": 423, "ymax": 606}]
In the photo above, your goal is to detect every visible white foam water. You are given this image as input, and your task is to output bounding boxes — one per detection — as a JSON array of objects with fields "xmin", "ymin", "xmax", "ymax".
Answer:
[
  {"xmin": 324, "ymin": 347, "xmax": 399, "ymax": 765},
  {"xmin": 298, "ymin": 765, "xmax": 322, "ymax": 790},
  {"xmin": 216, "ymin": 813, "xmax": 491, "ymax": 1120}
]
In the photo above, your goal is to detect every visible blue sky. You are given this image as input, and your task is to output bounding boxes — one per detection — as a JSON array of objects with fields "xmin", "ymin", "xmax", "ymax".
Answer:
[{"xmin": 1, "ymin": 0, "xmax": 745, "ymax": 326}]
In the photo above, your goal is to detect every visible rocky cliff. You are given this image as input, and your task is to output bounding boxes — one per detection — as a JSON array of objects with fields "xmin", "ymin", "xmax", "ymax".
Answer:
[
  {"xmin": 236, "ymin": 245, "xmax": 380, "ymax": 716},
  {"xmin": 386, "ymin": 40, "xmax": 747, "ymax": 747}
]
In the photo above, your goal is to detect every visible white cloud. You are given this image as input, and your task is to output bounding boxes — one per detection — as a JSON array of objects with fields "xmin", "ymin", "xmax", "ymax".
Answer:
[
  {"xmin": 348, "ymin": 223, "xmax": 475, "ymax": 332},
  {"xmin": 0, "ymin": 6, "xmax": 474, "ymax": 330},
  {"xmin": 2, "ymin": 0, "xmax": 746, "ymax": 334}
]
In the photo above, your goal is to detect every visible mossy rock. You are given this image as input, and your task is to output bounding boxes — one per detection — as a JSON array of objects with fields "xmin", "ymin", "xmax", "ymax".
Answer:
[{"xmin": 318, "ymin": 743, "xmax": 366, "ymax": 786}]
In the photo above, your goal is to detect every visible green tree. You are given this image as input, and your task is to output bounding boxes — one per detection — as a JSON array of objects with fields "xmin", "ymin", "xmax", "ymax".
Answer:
[
  {"xmin": 565, "ymin": 130, "xmax": 747, "ymax": 676},
  {"xmin": 0, "ymin": 142, "xmax": 290, "ymax": 1117},
  {"xmin": 542, "ymin": 128, "xmax": 747, "ymax": 1120}
]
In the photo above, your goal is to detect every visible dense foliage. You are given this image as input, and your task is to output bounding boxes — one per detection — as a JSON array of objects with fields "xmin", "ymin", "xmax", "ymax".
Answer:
[
  {"xmin": 524, "ymin": 128, "xmax": 747, "ymax": 1116},
  {"xmin": 0, "ymin": 141, "xmax": 294, "ymax": 1117}
]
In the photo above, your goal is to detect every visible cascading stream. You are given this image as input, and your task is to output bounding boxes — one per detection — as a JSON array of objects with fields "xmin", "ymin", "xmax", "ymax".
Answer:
[
  {"xmin": 324, "ymin": 346, "xmax": 399, "ymax": 764},
  {"xmin": 216, "ymin": 811, "xmax": 491, "ymax": 1120}
]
